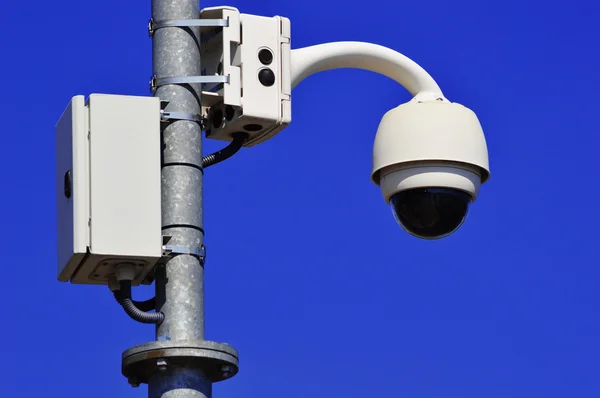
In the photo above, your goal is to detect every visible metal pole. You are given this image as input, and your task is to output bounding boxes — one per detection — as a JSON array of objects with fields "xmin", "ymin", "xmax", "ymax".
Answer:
[
  {"xmin": 151, "ymin": 0, "xmax": 208, "ymax": 396},
  {"xmin": 121, "ymin": 1, "xmax": 237, "ymax": 392}
]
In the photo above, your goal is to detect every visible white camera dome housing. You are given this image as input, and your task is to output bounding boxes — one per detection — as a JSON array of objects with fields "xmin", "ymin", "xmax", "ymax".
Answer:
[{"xmin": 371, "ymin": 100, "xmax": 490, "ymax": 239}]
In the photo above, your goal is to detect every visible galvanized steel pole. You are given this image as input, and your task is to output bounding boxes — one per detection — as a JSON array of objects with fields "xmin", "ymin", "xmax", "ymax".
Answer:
[
  {"xmin": 150, "ymin": 0, "xmax": 208, "ymax": 396},
  {"xmin": 121, "ymin": 1, "xmax": 238, "ymax": 393}
]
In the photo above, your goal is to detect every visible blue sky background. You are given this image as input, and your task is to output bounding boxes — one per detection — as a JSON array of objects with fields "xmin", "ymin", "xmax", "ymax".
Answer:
[{"xmin": 2, "ymin": 0, "xmax": 599, "ymax": 397}]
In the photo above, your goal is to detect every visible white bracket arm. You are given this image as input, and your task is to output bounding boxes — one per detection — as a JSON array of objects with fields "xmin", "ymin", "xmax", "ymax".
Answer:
[{"xmin": 291, "ymin": 41, "xmax": 446, "ymax": 102}]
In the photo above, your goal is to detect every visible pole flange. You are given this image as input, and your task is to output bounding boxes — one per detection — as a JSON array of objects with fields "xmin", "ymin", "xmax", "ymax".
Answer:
[{"xmin": 122, "ymin": 340, "xmax": 239, "ymax": 387}]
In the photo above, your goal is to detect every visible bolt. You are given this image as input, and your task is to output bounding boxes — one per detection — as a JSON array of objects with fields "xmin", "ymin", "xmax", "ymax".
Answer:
[
  {"xmin": 157, "ymin": 358, "xmax": 168, "ymax": 372},
  {"xmin": 128, "ymin": 377, "xmax": 140, "ymax": 388},
  {"xmin": 148, "ymin": 19, "xmax": 154, "ymax": 37},
  {"xmin": 221, "ymin": 365, "xmax": 234, "ymax": 378}
]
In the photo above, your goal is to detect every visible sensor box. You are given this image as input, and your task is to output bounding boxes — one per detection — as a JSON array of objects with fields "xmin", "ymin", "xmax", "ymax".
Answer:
[
  {"xmin": 56, "ymin": 94, "xmax": 162, "ymax": 285},
  {"xmin": 199, "ymin": 6, "xmax": 292, "ymax": 147}
]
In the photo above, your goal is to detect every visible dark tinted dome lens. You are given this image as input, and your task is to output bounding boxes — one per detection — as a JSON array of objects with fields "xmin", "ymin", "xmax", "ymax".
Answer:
[{"xmin": 390, "ymin": 188, "xmax": 472, "ymax": 239}]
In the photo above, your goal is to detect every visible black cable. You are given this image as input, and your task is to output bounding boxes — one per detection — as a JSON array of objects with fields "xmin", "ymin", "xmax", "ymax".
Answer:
[
  {"xmin": 202, "ymin": 133, "xmax": 248, "ymax": 169},
  {"xmin": 113, "ymin": 291, "xmax": 156, "ymax": 312},
  {"xmin": 117, "ymin": 280, "xmax": 164, "ymax": 324}
]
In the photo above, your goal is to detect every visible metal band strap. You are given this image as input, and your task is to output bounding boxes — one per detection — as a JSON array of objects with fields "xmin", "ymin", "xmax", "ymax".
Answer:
[
  {"xmin": 163, "ymin": 245, "xmax": 206, "ymax": 261},
  {"xmin": 150, "ymin": 75, "xmax": 229, "ymax": 93},
  {"xmin": 160, "ymin": 111, "xmax": 203, "ymax": 124},
  {"xmin": 148, "ymin": 18, "xmax": 229, "ymax": 36}
]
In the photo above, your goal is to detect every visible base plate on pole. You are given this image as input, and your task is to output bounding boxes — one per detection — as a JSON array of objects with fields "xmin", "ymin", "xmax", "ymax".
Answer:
[{"xmin": 122, "ymin": 340, "xmax": 239, "ymax": 386}]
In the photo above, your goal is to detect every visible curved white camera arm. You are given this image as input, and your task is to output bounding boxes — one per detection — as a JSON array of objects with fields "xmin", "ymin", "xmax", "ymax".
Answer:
[{"xmin": 291, "ymin": 41, "xmax": 447, "ymax": 103}]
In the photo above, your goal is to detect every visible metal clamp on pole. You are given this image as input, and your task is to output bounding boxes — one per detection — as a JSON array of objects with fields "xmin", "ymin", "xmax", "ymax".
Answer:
[
  {"xmin": 160, "ymin": 110, "xmax": 203, "ymax": 124},
  {"xmin": 150, "ymin": 75, "xmax": 229, "ymax": 93},
  {"xmin": 162, "ymin": 244, "xmax": 206, "ymax": 264},
  {"xmin": 148, "ymin": 17, "xmax": 229, "ymax": 36},
  {"xmin": 159, "ymin": 100, "xmax": 204, "ymax": 125}
]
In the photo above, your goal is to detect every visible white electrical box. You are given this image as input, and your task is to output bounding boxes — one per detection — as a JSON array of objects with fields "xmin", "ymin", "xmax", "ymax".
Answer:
[
  {"xmin": 200, "ymin": 6, "xmax": 292, "ymax": 147},
  {"xmin": 56, "ymin": 94, "xmax": 162, "ymax": 285}
]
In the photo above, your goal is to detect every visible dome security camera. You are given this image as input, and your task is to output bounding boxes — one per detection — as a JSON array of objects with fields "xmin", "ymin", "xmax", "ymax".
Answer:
[
  {"xmin": 191, "ymin": 7, "xmax": 491, "ymax": 240},
  {"xmin": 371, "ymin": 100, "xmax": 490, "ymax": 239}
]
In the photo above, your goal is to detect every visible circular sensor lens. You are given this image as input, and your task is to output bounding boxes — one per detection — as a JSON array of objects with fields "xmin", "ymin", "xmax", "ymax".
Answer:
[
  {"xmin": 258, "ymin": 68, "xmax": 275, "ymax": 87},
  {"xmin": 258, "ymin": 48, "xmax": 273, "ymax": 65}
]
